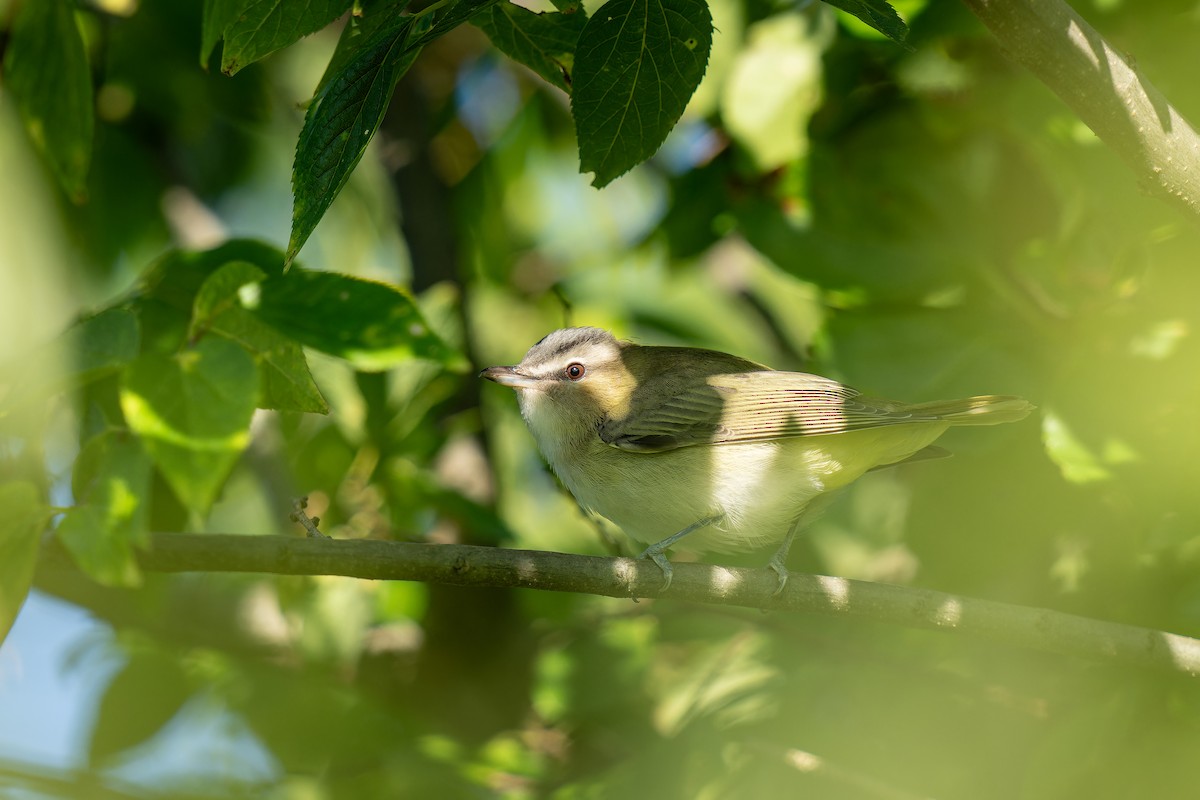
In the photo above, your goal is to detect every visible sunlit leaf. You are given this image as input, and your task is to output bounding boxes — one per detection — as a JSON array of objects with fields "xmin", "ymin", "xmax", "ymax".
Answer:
[
  {"xmin": 1042, "ymin": 410, "xmax": 1112, "ymax": 485},
  {"xmin": 56, "ymin": 432, "xmax": 152, "ymax": 587},
  {"xmin": 220, "ymin": 0, "xmax": 354, "ymax": 76},
  {"xmin": 288, "ymin": 14, "xmax": 420, "ymax": 264},
  {"xmin": 476, "ymin": 2, "xmax": 587, "ymax": 93},
  {"xmin": 571, "ymin": 0, "xmax": 712, "ymax": 187},
  {"xmin": 0, "ymin": 482, "xmax": 46, "ymax": 647},
  {"xmin": 2, "ymin": 0, "xmax": 94, "ymax": 200},
  {"xmin": 120, "ymin": 337, "xmax": 259, "ymax": 513},
  {"xmin": 256, "ymin": 270, "xmax": 468, "ymax": 371},
  {"xmin": 822, "ymin": 0, "xmax": 908, "ymax": 44},
  {"xmin": 88, "ymin": 650, "xmax": 191, "ymax": 765}
]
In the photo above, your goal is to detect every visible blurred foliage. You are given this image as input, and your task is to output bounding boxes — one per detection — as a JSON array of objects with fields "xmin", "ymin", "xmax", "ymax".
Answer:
[{"xmin": 2, "ymin": 0, "xmax": 1200, "ymax": 797}]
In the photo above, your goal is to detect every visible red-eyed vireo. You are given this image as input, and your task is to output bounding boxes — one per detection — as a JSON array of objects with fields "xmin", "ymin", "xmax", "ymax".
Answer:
[{"xmin": 481, "ymin": 327, "xmax": 1033, "ymax": 592}]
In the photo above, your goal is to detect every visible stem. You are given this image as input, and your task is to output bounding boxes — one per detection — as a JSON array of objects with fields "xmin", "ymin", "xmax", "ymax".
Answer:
[{"xmin": 960, "ymin": 0, "xmax": 1200, "ymax": 222}]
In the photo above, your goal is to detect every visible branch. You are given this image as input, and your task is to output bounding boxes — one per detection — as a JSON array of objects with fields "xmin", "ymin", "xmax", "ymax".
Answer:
[
  {"xmin": 961, "ymin": 0, "xmax": 1200, "ymax": 222},
  {"xmin": 127, "ymin": 533, "xmax": 1200, "ymax": 676}
]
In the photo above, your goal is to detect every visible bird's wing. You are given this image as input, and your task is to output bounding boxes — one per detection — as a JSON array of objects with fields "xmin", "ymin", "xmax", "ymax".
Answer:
[{"xmin": 598, "ymin": 371, "xmax": 941, "ymax": 453}]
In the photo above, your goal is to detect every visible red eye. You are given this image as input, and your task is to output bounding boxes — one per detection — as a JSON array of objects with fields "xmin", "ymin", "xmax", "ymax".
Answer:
[{"xmin": 565, "ymin": 363, "xmax": 586, "ymax": 381}]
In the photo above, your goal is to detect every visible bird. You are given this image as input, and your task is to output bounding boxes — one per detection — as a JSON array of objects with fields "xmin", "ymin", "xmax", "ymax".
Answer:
[{"xmin": 480, "ymin": 327, "xmax": 1033, "ymax": 593}]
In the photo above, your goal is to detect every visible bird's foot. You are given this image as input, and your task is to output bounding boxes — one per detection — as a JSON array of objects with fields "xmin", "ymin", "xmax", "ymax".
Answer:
[{"xmin": 636, "ymin": 544, "xmax": 674, "ymax": 592}]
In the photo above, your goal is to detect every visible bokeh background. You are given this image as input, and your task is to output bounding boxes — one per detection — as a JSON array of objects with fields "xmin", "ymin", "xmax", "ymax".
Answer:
[{"xmin": 3, "ymin": 0, "xmax": 1200, "ymax": 797}]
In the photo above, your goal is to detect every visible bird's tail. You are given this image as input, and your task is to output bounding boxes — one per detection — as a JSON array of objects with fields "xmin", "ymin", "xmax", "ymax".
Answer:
[{"xmin": 904, "ymin": 395, "xmax": 1035, "ymax": 426}]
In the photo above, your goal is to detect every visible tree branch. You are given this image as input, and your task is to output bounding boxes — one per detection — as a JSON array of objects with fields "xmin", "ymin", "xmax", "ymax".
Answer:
[
  {"xmin": 120, "ymin": 533, "xmax": 1200, "ymax": 676},
  {"xmin": 961, "ymin": 0, "xmax": 1200, "ymax": 222}
]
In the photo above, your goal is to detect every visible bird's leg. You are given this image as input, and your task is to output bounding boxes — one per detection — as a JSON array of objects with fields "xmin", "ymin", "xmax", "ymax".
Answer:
[
  {"xmin": 767, "ymin": 514, "xmax": 806, "ymax": 597},
  {"xmin": 637, "ymin": 514, "xmax": 724, "ymax": 591}
]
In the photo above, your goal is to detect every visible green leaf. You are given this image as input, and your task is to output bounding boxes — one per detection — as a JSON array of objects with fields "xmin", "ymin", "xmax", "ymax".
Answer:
[
  {"xmin": 0, "ymin": 482, "xmax": 46, "ymax": 647},
  {"xmin": 288, "ymin": 14, "xmax": 420, "ymax": 264},
  {"xmin": 120, "ymin": 337, "xmax": 259, "ymax": 513},
  {"xmin": 220, "ymin": 0, "xmax": 354, "ymax": 76},
  {"xmin": 409, "ymin": 0, "xmax": 505, "ymax": 49},
  {"xmin": 571, "ymin": 0, "xmax": 712, "ymax": 187},
  {"xmin": 2, "ymin": 0, "xmax": 94, "ymax": 200},
  {"xmin": 141, "ymin": 241, "xmax": 287, "ymax": 313},
  {"xmin": 822, "ymin": 0, "xmax": 907, "ymax": 44},
  {"xmin": 1042, "ymin": 411, "xmax": 1116, "ymax": 485},
  {"xmin": 200, "ymin": 0, "xmax": 241, "ymax": 67},
  {"xmin": 255, "ymin": 269, "xmax": 467, "ymax": 371},
  {"xmin": 314, "ymin": 0, "xmax": 408, "ymax": 96},
  {"xmin": 476, "ymin": 2, "xmax": 587, "ymax": 93},
  {"xmin": 213, "ymin": 308, "xmax": 330, "ymax": 413},
  {"xmin": 0, "ymin": 309, "xmax": 140, "ymax": 420},
  {"xmin": 55, "ymin": 432, "xmax": 152, "ymax": 587},
  {"xmin": 190, "ymin": 260, "xmax": 268, "ymax": 340},
  {"xmin": 88, "ymin": 650, "xmax": 191, "ymax": 766}
]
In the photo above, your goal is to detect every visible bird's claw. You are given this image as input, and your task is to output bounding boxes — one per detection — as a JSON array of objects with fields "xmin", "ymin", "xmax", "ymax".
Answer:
[
  {"xmin": 768, "ymin": 554, "xmax": 790, "ymax": 598},
  {"xmin": 637, "ymin": 546, "xmax": 674, "ymax": 592}
]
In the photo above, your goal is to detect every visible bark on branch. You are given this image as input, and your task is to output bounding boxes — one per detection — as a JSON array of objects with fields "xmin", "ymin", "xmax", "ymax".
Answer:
[
  {"xmin": 962, "ymin": 0, "xmax": 1200, "ymax": 221},
  {"xmin": 127, "ymin": 533, "xmax": 1200, "ymax": 677}
]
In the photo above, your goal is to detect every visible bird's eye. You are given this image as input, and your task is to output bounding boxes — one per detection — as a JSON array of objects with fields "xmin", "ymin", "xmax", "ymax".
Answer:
[{"xmin": 565, "ymin": 362, "xmax": 586, "ymax": 381}]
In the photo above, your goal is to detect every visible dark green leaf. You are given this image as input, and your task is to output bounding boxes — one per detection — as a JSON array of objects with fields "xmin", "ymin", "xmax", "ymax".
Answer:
[
  {"xmin": 120, "ymin": 337, "xmax": 259, "ymax": 513},
  {"xmin": 70, "ymin": 309, "xmax": 142, "ymax": 381},
  {"xmin": 571, "ymin": 0, "xmax": 711, "ymax": 187},
  {"xmin": 190, "ymin": 260, "xmax": 268, "ymax": 340},
  {"xmin": 409, "ymin": 0, "xmax": 504, "ymax": 49},
  {"xmin": 200, "ymin": 0, "xmax": 241, "ymax": 67},
  {"xmin": 315, "ymin": 0, "xmax": 408, "ymax": 96},
  {"xmin": 476, "ymin": 2, "xmax": 586, "ymax": 93},
  {"xmin": 0, "ymin": 482, "xmax": 46, "ymax": 647},
  {"xmin": 288, "ymin": 14, "xmax": 420, "ymax": 264},
  {"xmin": 220, "ymin": 0, "xmax": 354, "ymax": 76},
  {"xmin": 88, "ymin": 650, "xmax": 191, "ymax": 766},
  {"xmin": 213, "ymin": 308, "xmax": 330, "ymax": 413},
  {"xmin": 139, "ymin": 241, "xmax": 287, "ymax": 318},
  {"xmin": 2, "ymin": 0, "xmax": 94, "ymax": 200},
  {"xmin": 256, "ymin": 269, "xmax": 468, "ymax": 371},
  {"xmin": 822, "ymin": 0, "xmax": 908, "ymax": 44},
  {"xmin": 56, "ymin": 433, "xmax": 152, "ymax": 587}
]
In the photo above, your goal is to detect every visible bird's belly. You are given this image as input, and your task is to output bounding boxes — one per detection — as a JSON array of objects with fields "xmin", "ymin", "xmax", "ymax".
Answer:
[{"xmin": 551, "ymin": 425, "xmax": 949, "ymax": 555}]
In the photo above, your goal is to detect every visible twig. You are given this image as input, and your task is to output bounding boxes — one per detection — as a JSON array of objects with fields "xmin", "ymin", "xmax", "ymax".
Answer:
[
  {"xmin": 961, "ymin": 0, "xmax": 1200, "ymax": 222},
  {"xmin": 131, "ymin": 533, "xmax": 1200, "ymax": 677}
]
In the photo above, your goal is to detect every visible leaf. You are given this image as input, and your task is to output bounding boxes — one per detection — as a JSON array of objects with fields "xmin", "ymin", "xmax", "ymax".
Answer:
[
  {"xmin": 0, "ymin": 482, "xmax": 46, "ymax": 647},
  {"xmin": 0, "ymin": 309, "xmax": 140, "ymax": 420},
  {"xmin": 88, "ymin": 650, "xmax": 191, "ymax": 766},
  {"xmin": 220, "ymin": 0, "xmax": 354, "ymax": 76},
  {"xmin": 255, "ymin": 269, "xmax": 468, "ymax": 371},
  {"xmin": 1042, "ymin": 411, "xmax": 1114, "ymax": 485},
  {"xmin": 213, "ymin": 308, "xmax": 330, "ymax": 413},
  {"xmin": 200, "ymin": 0, "xmax": 241, "ymax": 67},
  {"xmin": 408, "ymin": 0, "xmax": 504, "ymax": 49},
  {"xmin": 55, "ymin": 432, "xmax": 152, "ymax": 587},
  {"xmin": 571, "ymin": 0, "xmax": 712, "ymax": 187},
  {"xmin": 288, "ymin": 14, "xmax": 420, "ymax": 264},
  {"xmin": 314, "ymin": 0, "xmax": 409, "ymax": 96},
  {"xmin": 69, "ymin": 309, "xmax": 143, "ymax": 381},
  {"xmin": 476, "ymin": 2, "xmax": 587, "ymax": 93},
  {"xmin": 120, "ymin": 337, "xmax": 259, "ymax": 513},
  {"xmin": 822, "ymin": 0, "xmax": 907, "ymax": 44},
  {"xmin": 189, "ymin": 260, "xmax": 268, "ymax": 340},
  {"xmin": 2, "ymin": 0, "xmax": 94, "ymax": 200}
]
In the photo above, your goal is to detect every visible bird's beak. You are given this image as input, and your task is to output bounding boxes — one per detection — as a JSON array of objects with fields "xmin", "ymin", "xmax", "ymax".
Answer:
[{"xmin": 479, "ymin": 365, "xmax": 542, "ymax": 390}]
